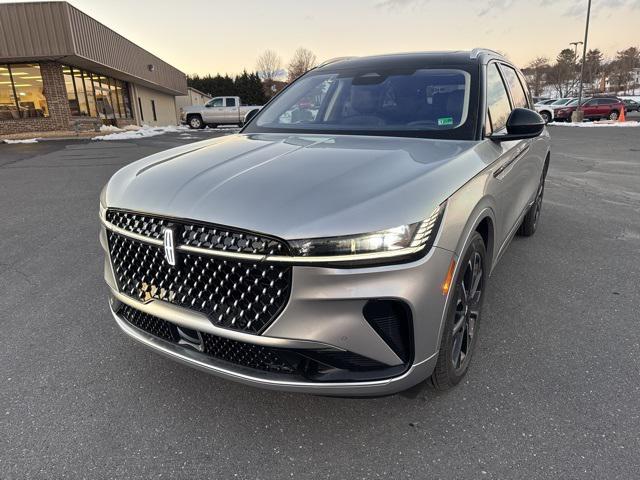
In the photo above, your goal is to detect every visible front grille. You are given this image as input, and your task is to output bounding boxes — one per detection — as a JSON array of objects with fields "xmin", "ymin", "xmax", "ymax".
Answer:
[
  {"xmin": 119, "ymin": 305, "xmax": 297, "ymax": 374},
  {"xmin": 106, "ymin": 209, "xmax": 292, "ymax": 334}
]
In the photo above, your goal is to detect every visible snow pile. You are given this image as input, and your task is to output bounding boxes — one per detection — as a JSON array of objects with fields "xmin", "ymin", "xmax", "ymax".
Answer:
[
  {"xmin": 99, "ymin": 124, "xmax": 124, "ymax": 132},
  {"xmin": 548, "ymin": 121, "xmax": 640, "ymax": 128},
  {"xmin": 3, "ymin": 138, "xmax": 38, "ymax": 144},
  {"xmin": 93, "ymin": 124, "xmax": 188, "ymax": 141}
]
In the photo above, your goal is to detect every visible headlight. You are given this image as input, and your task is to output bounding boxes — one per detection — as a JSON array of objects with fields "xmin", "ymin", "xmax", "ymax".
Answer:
[{"xmin": 285, "ymin": 203, "xmax": 446, "ymax": 265}]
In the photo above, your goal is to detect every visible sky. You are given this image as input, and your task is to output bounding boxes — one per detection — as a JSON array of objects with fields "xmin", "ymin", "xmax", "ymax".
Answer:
[{"xmin": 3, "ymin": 0, "xmax": 640, "ymax": 75}]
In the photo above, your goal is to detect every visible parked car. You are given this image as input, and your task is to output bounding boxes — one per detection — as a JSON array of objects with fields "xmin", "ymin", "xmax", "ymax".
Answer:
[
  {"xmin": 534, "ymin": 98, "xmax": 555, "ymax": 106},
  {"xmin": 99, "ymin": 49, "xmax": 550, "ymax": 395},
  {"xmin": 181, "ymin": 96, "xmax": 262, "ymax": 129},
  {"xmin": 554, "ymin": 97, "xmax": 625, "ymax": 121},
  {"xmin": 622, "ymin": 99, "xmax": 639, "ymax": 112},
  {"xmin": 549, "ymin": 97, "xmax": 575, "ymax": 107},
  {"xmin": 535, "ymin": 104, "xmax": 554, "ymax": 123}
]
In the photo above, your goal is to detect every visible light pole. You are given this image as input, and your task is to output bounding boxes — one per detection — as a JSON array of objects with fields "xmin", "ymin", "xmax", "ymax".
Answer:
[
  {"xmin": 569, "ymin": 41, "xmax": 583, "ymax": 61},
  {"xmin": 572, "ymin": 0, "xmax": 592, "ymax": 122},
  {"xmin": 570, "ymin": 41, "xmax": 583, "ymax": 96}
]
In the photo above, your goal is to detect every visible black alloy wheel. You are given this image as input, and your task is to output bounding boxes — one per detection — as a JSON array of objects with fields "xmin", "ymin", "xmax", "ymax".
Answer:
[
  {"xmin": 518, "ymin": 171, "xmax": 545, "ymax": 236},
  {"xmin": 451, "ymin": 249, "xmax": 483, "ymax": 372},
  {"xmin": 431, "ymin": 232, "xmax": 486, "ymax": 390}
]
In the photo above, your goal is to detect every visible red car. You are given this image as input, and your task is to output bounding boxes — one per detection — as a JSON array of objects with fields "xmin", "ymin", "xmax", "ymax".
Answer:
[{"xmin": 555, "ymin": 97, "xmax": 626, "ymax": 121}]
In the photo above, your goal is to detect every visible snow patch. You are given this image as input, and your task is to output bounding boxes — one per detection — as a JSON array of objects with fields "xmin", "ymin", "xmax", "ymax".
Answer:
[
  {"xmin": 4, "ymin": 138, "xmax": 38, "ymax": 144},
  {"xmin": 92, "ymin": 124, "xmax": 188, "ymax": 141},
  {"xmin": 548, "ymin": 121, "xmax": 640, "ymax": 128},
  {"xmin": 99, "ymin": 124, "xmax": 124, "ymax": 132}
]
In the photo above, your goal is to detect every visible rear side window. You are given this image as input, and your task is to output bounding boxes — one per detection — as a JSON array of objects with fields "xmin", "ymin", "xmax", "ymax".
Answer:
[
  {"xmin": 486, "ymin": 64, "xmax": 511, "ymax": 133},
  {"xmin": 597, "ymin": 98, "xmax": 615, "ymax": 105},
  {"xmin": 501, "ymin": 65, "xmax": 528, "ymax": 109},
  {"xmin": 516, "ymin": 70, "xmax": 533, "ymax": 107},
  {"xmin": 226, "ymin": 97, "xmax": 236, "ymax": 107}
]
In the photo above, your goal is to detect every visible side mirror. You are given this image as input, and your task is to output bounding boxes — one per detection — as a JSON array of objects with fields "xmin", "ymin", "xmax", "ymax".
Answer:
[
  {"xmin": 244, "ymin": 108, "xmax": 260, "ymax": 125},
  {"xmin": 489, "ymin": 108, "xmax": 545, "ymax": 142}
]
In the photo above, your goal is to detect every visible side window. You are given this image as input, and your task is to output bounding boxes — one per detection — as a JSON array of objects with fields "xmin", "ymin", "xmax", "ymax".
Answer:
[
  {"xmin": 585, "ymin": 99, "xmax": 598, "ymax": 106},
  {"xmin": 501, "ymin": 65, "xmax": 528, "ymax": 109},
  {"xmin": 486, "ymin": 63, "xmax": 512, "ymax": 133},
  {"xmin": 516, "ymin": 70, "xmax": 533, "ymax": 107},
  {"xmin": 226, "ymin": 97, "xmax": 236, "ymax": 107},
  {"xmin": 207, "ymin": 98, "xmax": 223, "ymax": 107}
]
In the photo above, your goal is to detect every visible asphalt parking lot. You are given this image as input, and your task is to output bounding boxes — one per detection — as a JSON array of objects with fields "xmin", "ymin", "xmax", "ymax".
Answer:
[{"xmin": 1, "ymin": 125, "xmax": 639, "ymax": 479}]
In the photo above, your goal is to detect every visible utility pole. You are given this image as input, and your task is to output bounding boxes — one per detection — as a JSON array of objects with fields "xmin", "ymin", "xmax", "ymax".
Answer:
[{"xmin": 572, "ymin": 0, "xmax": 592, "ymax": 122}]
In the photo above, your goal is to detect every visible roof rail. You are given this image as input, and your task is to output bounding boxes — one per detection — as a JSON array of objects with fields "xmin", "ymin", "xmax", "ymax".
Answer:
[
  {"xmin": 316, "ymin": 56, "xmax": 357, "ymax": 68},
  {"xmin": 470, "ymin": 48, "xmax": 504, "ymax": 59}
]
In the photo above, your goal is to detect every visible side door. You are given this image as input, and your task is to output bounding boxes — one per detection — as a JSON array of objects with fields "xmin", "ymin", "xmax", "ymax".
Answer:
[
  {"xmin": 596, "ymin": 98, "xmax": 615, "ymax": 118},
  {"xmin": 484, "ymin": 63, "xmax": 536, "ymax": 247},
  {"xmin": 224, "ymin": 97, "xmax": 239, "ymax": 123},
  {"xmin": 202, "ymin": 97, "xmax": 224, "ymax": 123},
  {"xmin": 581, "ymin": 98, "xmax": 599, "ymax": 119}
]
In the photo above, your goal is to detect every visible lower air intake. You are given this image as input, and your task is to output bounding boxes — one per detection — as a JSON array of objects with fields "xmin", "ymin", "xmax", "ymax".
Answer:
[{"xmin": 363, "ymin": 300, "xmax": 413, "ymax": 363}]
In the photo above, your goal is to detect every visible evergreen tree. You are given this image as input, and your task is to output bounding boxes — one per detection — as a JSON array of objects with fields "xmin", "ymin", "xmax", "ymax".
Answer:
[{"xmin": 188, "ymin": 70, "xmax": 268, "ymax": 105}]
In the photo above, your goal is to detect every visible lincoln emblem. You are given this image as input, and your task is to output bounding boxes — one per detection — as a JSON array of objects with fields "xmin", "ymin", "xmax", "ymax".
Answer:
[{"xmin": 163, "ymin": 228, "xmax": 176, "ymax": 266}]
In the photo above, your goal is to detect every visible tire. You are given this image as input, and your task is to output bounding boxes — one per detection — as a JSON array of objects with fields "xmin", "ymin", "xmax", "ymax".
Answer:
[
  {"xmin": 608, "ymin": 110, "xmax": 619, "ymax": 121},
  {"xmin": 540, "ymin": 111, "xmax": 551, "ymax": 124},
  {"xmin": 517, "ymin": 171, "xmax": 545, "ymax": 237},
  {"xmin": 430, "ymin": 232, "xmax": 486, "ymax": 391},
  {"xmin": 187, "ymin": 115, "xmax": 204, "ymax": 129}
]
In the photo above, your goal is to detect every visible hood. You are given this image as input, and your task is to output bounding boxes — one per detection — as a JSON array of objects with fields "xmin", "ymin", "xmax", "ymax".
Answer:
[{"xmin": 105, "ymin": 133, "xmax": 485, "ymax": 239}]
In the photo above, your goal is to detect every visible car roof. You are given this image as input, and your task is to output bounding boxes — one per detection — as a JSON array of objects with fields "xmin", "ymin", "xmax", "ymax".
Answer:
[{"xmin": 314, "ymin": 49, "xmax": 508, "ymax": 72}]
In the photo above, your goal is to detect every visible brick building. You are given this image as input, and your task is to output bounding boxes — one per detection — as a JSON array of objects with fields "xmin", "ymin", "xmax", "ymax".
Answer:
[{"xmin": 0, "ymin": 1, "xmax": 187, "ymax": 135}]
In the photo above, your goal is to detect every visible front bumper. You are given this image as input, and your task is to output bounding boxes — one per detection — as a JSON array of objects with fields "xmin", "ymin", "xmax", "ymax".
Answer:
[{"xmin": 101, "ymin": 224, "xmax": 453, "ymax": 396}]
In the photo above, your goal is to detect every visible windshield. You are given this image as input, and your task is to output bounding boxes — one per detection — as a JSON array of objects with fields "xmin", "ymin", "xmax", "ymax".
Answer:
[{"xmin": 244, "ymin": 66, "xmax": 477, "ymax": 140}]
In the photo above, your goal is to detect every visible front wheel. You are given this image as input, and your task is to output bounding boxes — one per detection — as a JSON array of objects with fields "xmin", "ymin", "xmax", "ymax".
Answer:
[
  {"xmin": 431, "ymin": 232, "xmax": 486, "ymax": 390},
  {"xmin": 188, "ymin": 115, "xmax": 204, "ymax": 129},
  {"xmin": 540, "ymin": 111, "xmax": 551, "ymax": 124}
]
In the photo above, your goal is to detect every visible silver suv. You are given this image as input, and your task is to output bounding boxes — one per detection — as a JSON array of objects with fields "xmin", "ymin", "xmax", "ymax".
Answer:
[{"xmin": 100, "ymin": 49, "xmax": 550, "ymax": 396}]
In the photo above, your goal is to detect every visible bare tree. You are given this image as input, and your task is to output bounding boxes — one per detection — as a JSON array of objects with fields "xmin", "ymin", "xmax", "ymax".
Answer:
[
  {"xmin": 256, "ymin": 50, "xmax": 282, "ymax": 81},
  {"xmin": 523, "ymin": 57, "xmax": 549, "ymax": 97},
  {"xmin": 610, "ymin": 47, "xmax": 640, "ymax": 94},
  {"xmin": 287, "ymin": 47, "xmax": 317, "ymax": 82},
  {"xmin": 547, "ymin": 48, "xmax": 579, "ymax": 97}
]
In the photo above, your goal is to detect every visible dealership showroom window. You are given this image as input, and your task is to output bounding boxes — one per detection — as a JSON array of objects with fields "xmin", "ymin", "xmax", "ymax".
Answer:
[{"xmin": 0, "ymin": 63, "xmax": 48, "ymax": 120}]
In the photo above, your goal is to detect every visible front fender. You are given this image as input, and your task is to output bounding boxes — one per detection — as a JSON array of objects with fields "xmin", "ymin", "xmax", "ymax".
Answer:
[{"xmin": 434, "ymin": 168, "xmax": 499, "ymax": 270}]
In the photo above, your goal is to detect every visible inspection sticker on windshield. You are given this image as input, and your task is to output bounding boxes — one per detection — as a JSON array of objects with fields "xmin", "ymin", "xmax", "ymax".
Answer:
[{"xmin": 438, "ymin": 117, "xmax": 454, "ymax": 126}]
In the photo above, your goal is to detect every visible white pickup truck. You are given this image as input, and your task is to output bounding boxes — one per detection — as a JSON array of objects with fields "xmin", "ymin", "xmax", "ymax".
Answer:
[{"xmin": 180, "ymin": 96, "xmax": 262, "ymax": 129}]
